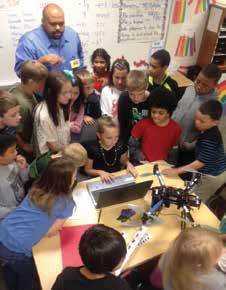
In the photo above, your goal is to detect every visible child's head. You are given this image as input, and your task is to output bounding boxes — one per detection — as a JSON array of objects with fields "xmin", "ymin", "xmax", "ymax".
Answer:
[
  {"xmin": 75, "ymin": 69, "xmax": 94, "ymax": 98},
  {"xmin": 62, "ymin": 143, "xmax": 88, "ymax": 167},
  {"xmin": 79, "ymin": 224, "xmax": 126, "ymax": 274},
  {"xmin": 149, "ymin": 87, "xmax": 176, "ymax": 126},
  {"xmin": 20, "ymin": 60, "xmax": 48, "ymax": 94},
  {"xmin": 62, "ymin": 69, "xmax": 85, "ymax": 113},
  {"xmin": 148, "ymin": 49, "xmax": 170, "ymax": 79},
  {"xmin": 162, "ymin": 228, "xmax": 223, "ymax": 290},
  {"xmin": 127, "ymin": 70, "xmax": 148, "ymax": 104},
  {"xmin": 91, "ymin": 48, "xmax": 111, "ymax": 74},
  {"xmin": 30, "ymin": 157, "xmax": 77, "ymax": 214},
  {"xmin": 109, "ymin": 58, "xmax": 130, "ymax": 91},
  {"xmin": 194, "ymin": 64, "xmax": 222, "ymax": 95},
  {"xmin": 0, "ymin": 134, "xmax": 17, "ymax": 165},
  {"xmin": 0, "ymin": 91, "xmax": 21, "ymax": 128},
  {"xmin": 43, "ymin": 71, "xmax": 72, "ymax": 126},
  {"xmin": 96, "ymin": 116, "xmax": 119, "ymax": 150},
  {"xmin": 195, "ymin": 100, "xmax": 223, "ymax": 131}
]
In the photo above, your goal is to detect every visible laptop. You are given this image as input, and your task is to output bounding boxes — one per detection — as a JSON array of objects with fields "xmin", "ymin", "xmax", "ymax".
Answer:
[{"xmin": 87, "ymin": 174, "xmax": 153, "ymax": 209}]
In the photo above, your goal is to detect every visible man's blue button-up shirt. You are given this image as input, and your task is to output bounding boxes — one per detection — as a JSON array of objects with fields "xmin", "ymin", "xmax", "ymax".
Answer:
[{"xmin": 15, "ymin": 25, "xmax": 84, "ymax": 76}]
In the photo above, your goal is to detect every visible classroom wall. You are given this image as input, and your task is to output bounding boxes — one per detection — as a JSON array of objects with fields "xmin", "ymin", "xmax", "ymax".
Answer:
[
  {"xmin": 166, "ymin": 0, "xmax": 226, "ymax": 71},
  {"xmin": 165, "ymin": 1, "xmax": 208, "ymax": 71},
  {"xmin": 0, "ymin": 0, "xmax": 225, "ymax": 90}
]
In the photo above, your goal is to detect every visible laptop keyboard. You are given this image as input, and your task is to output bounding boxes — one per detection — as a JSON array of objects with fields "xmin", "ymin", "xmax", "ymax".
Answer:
[{"xmin": 87, "ymin": 174, "xmax": 135, "ymax": 193}]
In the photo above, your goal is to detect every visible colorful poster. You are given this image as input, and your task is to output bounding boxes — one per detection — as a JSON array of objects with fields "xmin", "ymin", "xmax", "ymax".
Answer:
[
  {"xmin": 172, "ymin": 0, "xmax": 187, "ymax": 24},
  {"xmin": 174, "ymin": 32, "xmax": 196, "ymax": 57}
]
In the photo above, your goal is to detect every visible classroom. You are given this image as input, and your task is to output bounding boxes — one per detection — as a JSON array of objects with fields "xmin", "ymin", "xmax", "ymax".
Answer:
[{"xmin": 0, "ymin": 1, "xmax": 225, "ymax": 290}]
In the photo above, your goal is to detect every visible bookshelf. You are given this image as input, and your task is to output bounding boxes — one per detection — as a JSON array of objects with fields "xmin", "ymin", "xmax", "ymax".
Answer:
[{"xmin": 197, "ymin": 4, "xmax": 226, "ymax": 71}]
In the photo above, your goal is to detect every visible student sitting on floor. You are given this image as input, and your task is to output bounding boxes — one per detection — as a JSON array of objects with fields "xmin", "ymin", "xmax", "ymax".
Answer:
[
  {"xmin": 0, "ymin": 90, "xmax": 21, "ymax": 136},
  {"xmin": 147, "ymin": 49, "xmax": 180, "ymax": 103},
  {"xmin": 159, "ymin": 228, "xmax": 225, "ymax": 290},
  {"xmin": 172, "ymin": 64, "xmax": 222, "ymax": 165},
  {"xmin": 0, "ymin": 157, "xmax": 78, "ymax": 290},
  {"xmin": 0, "ymin": 134, "xmax": 28, "ymax": 220},
  {"xmin": 83, "ymin": 116, "xmax": 137, "ymax": 182},
  {"xmin": 118, "ymin": 70, "xmax": 151, "ymax": 144},
  {"xmin": 52, "ymin": 224, "xmax": 131, "ymax": 290},
  {"xmin": 129, "ymin": 87, "xmax": 181, "ymax": 164},
  {"xmin": 163, "ymin": 100, "xmax": 226, "ymax": 203}
]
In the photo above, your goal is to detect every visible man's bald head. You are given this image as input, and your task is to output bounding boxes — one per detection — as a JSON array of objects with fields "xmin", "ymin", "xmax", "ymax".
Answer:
[
  {"xmin": 42, "ymin": 3, "xmax": 65, "ymax": 39},
  {"xmin": 42, "ymin": 3, "xmax": 64, "ymax": 20}
]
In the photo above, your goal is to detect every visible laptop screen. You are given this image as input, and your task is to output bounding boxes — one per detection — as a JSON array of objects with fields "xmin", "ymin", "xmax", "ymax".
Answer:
[{"xmin": 89, "ymin": 180, "xmax": 153, "ymax": 209}]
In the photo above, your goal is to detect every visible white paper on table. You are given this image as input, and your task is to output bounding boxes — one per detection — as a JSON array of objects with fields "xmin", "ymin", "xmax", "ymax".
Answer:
[
  {"xmin": 207, "ymin": 7, "xmax": 223, "ymax": 33},
  {"xmin": 70, "ymin": 188, "xmax": 96, "ymax": 220}
]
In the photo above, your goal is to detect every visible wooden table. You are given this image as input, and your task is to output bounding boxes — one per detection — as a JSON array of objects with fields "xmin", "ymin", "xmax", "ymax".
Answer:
[
  {"xmin": 33, "ymin": 162, "xmax": 219, "ymax": 290},
  {"xmin": 170, "ymin": 71, "xmax": 193, "ymax": 87}
]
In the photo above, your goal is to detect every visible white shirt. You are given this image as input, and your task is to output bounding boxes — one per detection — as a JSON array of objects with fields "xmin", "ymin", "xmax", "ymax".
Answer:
[
  {"xmin": 100, "ymin": 86, "xmax": 122, "ymax": 120},
  {"xmin": 33, "ymin": 102, "xmax": 70, "ymax": 155}
]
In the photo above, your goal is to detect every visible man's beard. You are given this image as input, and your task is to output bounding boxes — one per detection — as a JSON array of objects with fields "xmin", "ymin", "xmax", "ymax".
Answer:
[{"xmin": 48, "ymin": 29, "xmax": 64, "ymax": 39}]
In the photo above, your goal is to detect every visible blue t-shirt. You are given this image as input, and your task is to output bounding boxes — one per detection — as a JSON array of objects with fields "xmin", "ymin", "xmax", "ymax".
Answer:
[{"xmin": 0, "ymin": 194, "xmax": 75, "ymax": 257}]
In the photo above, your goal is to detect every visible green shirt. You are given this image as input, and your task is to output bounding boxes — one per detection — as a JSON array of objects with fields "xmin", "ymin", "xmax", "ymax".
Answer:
[{"xmin": 9, "ymin": 85, "xmax": 38, "ymax": 142}]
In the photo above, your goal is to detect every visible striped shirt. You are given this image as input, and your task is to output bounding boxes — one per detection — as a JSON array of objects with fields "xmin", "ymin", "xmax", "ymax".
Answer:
[
  {"xmin": 0, "ymin": 126, "xmax": 16, "ymax": 137},
  {"xmin": 196, "ymin": 126, "xmax": 226, "ymax": 176}
]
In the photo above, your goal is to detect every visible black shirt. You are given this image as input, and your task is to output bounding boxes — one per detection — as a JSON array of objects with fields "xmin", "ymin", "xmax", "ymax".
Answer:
[
  {"xmin": 85, "ymin": 92, "xmax": 101, "ymax": 119},
  {"xmin": 83, "ymin": 140, "xmax": 127, "ymax": 173},
  {"xmin": 51, "ymin": 267, "xmax": 132, "ymax": 290},
  {"xmin": 147, "ymin": 75, "xmax": 181, "ymax": 104},
  {"xmin": 118, "ymin": 91, "xmax": 150, "ymax": 144}
]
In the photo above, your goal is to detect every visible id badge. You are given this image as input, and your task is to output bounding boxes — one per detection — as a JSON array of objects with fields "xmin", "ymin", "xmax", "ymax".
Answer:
[{"xmin": 70, "ymin": 58, "xmax": 80, "ymax": 69}]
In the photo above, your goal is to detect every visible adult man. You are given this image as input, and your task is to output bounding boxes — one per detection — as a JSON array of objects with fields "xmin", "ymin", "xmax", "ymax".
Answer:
[{"xmin": 15, "ymin": 3, "xmax": 84, "ymax": 76}]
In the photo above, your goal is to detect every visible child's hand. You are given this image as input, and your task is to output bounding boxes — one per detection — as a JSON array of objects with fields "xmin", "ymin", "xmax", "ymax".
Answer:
[
  {"xmin": 126, "ymin": 162, "xmax": 138, "ymax": 178},
  {"xmin": 181, "ymin": 141, "xmax": 196, "ymax": 151},
  {"xmin": 84, "ymin": 115, "xmax": 95, "ymax": 125},
  {"xmin": 161, "ymin": 168, "xmax": 179, "ymax": 177},
  {"xmin": 16, "ymin": 155, "xmax": 27, "ymax": 169},
  {"xmin": 99, "ymin": 170, "xmax": 114, "ymax": 183}
]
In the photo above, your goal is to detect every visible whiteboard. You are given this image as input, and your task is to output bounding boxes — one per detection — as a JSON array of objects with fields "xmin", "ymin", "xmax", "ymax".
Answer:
[{"xmin": 0, "ymin": 0, "xmax": 172, "ymax": 86}]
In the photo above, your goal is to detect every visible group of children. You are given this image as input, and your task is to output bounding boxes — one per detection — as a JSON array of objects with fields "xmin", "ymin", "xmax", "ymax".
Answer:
[{"xmin": 0, "ymin": 47, "xmax": 225, "ymax": 290}]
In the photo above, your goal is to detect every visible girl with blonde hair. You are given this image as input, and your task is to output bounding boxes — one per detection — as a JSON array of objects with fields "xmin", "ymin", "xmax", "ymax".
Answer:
[{"xmin": 160, "ymin": 227, "xmax": 225, "ymax": 290}]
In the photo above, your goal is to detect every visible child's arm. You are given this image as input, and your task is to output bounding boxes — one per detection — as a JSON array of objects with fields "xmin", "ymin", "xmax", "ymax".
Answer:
[
  {"xmin": 70, "ymin": 106, "xmax": 84, "ymax": 134},
  {"xmin": 16, "ymin": 155, "xmax": 29, "ymax": 183},
  {"xmin": 120, "ymin": 151, "xmax": 138, "ymax": 178},
  {"xmin": 162, "ymin": 160, "xmax": 204, "ymax": 177},
  {"xmin": 45, "ymin": 218, "xmax": 67, "ymax": 237},
  {"xmin": 84, "ymin": 159, "xmax": 114, "ymax": 182}
]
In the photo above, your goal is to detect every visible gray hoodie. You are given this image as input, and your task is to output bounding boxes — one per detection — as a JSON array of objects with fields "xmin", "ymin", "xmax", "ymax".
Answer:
[{"xmin": 0, "ymin": 162, "xmax": 28, "ymax": 219}]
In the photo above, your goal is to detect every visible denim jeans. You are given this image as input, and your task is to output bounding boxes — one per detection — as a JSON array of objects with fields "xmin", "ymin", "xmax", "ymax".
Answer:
[{"xmin": 0, "ymin": 242, "xmax": 37, "ymax": 290}]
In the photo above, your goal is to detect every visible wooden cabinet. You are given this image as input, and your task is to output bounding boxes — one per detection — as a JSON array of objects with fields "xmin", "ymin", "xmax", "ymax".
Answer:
[{"xmin": 197, "ymin": 4, "xmax": 226, "ymax": 71}]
